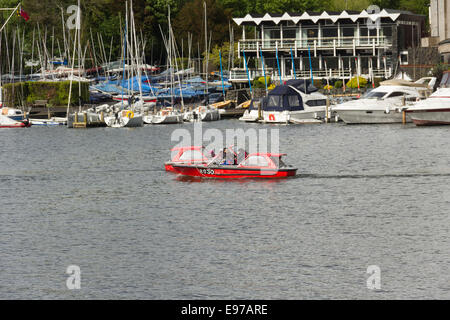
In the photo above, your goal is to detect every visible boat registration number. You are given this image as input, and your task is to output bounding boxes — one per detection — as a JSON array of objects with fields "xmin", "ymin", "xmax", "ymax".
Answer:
[{"xmin": 199, "ymin": 168, "xmax": 215, "ymax": 175}]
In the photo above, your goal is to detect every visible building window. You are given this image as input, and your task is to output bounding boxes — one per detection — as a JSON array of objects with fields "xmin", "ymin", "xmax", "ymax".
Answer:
[
  {"xmin": 382, "ymin": 26, "xmax": 392, "ymax": 37},
  {"xmin": 342, "ymin": 27, "xmax": 355, "ymax": 37},
  {"xmin": 322, "ymin": 27, "xmax": 338, "ymax": 45},
  {"xmin": 283, "ymin": 28, "xmax": 297, "ymax": 47},
  {"xmin": 302, "ymin": 28, "xmax": 318, "ymax": 46},
  {"xmin": 284, "ymin": 28, "xmax": 296, "ymax": 39}
]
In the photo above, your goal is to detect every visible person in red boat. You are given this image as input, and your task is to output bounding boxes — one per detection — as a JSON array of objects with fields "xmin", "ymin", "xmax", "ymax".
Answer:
[
  {"xmin": 237, "ymin": 148, "xmax": 248, "ymax": 164},
  {"xmin": 221, "ymin": 148, "xmax": 229, "ymax": 165}
]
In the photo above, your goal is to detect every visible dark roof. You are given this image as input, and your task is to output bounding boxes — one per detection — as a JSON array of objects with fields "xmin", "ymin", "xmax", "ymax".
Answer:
[
  {"xmin": 384, "ymin": 8, "xmax": 414, "ymax": 15},
  {"xmin": 249, "ymin": 13, "xmax": 265, "ymax": 18}
]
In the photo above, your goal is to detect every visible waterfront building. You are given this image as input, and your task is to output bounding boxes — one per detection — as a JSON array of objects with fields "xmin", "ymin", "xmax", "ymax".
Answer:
[
  {"xmin": 425, "ymin": 0, "xmax": 450, "ymax": 63},
  {"xmin": 230, "ymin": 9, "xmax": 426, "ymax": 83}
]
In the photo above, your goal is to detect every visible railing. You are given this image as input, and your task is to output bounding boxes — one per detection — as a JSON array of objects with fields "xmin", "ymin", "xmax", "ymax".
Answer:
[
  {"xmin": 229, "ymin": 68, "xmax": 274, "ymax": 82},
  {"xmin": 240, "ymin": 36, "xmax": 391, "ymax": 51},
  {"xmin": 229, "ymin": 67, "xmax": 392, "ymax": 82}
]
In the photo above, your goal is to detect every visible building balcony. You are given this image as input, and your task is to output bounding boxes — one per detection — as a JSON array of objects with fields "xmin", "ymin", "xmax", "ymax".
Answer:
[
  {"xmin": 229, "ymin": 67, "xmax": 392, "ymax": 83},
  {"xmin": 238, "ymin": 36, "xmax": 392, "ymax": 54}
]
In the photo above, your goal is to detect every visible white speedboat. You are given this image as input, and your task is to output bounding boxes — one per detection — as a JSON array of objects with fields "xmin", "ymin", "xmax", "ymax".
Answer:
[
  {"xmin": 184, "ymin": 105, "xmax": 220, "ymax": 122},
  {"xmin": 104, "ymin": 109, "xmax": 143, "ymax": 128},
  {"xmin": 407, "ymin": 87, "xmax": 450, "ymax": 126},
  {"xmin": 151, "ymin": 108, "xmax": 183, "ymax": 124},
  {"xmin": 260, "ymin": 80, "xmax": 330, "ymax": 124},
  {"xmin": 332, "ymin": 78, "xmax": 433, "ymax": 124}
]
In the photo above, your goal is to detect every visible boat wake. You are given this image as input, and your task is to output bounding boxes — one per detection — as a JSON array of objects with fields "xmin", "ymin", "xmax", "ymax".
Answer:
[{"xmin": 297, "ymin": 172, "xmax": 450, "ymax": 179}]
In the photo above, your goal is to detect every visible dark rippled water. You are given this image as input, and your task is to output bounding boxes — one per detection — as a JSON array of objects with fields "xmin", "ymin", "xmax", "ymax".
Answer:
[{"xmin": 1, "ymin": 120, "xmax": 449, "ymax": 299}]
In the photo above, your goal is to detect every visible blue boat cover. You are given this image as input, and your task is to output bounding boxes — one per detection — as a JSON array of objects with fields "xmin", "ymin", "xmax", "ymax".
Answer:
[
  {"xmin": 263, "ymin": 85, "xmax": 304, "ymax": 111},
  {"xmin": 284, "ymin": 79, "xmax": 318, "ymax": 93}
]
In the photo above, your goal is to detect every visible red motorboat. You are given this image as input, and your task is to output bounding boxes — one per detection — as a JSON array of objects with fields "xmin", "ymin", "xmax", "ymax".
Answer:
[
  {"xmin": 165, "ymin": 146, "xmax": 209, "ymax": 172},
  {"xmin": 165, "ymin": 146, "xmax": 297, "ymax": 179},
  {"xmin": 0, "ymin": 115, "xmax": 31, "ymax": 128}
]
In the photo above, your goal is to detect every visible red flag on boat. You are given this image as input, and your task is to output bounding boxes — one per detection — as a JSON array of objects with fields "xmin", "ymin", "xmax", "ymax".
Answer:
[{"xmin": 17, "ymin": 8, "xmax": 30, "ymax": 22}]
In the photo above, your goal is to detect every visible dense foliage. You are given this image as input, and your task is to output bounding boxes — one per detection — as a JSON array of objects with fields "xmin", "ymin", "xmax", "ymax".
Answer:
[{"xmin": 3, "ymin": 81, "xmax": 89, "ymax": 106}]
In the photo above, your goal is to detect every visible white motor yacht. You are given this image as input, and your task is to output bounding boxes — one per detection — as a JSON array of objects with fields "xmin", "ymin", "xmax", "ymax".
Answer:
[
  {"xmin": 332, "ymin": 78, "xmax": 434, "ymax": 124},
  {"xmin": 406, "ymin": 72, "xmax": 450, "ymax": 125}
]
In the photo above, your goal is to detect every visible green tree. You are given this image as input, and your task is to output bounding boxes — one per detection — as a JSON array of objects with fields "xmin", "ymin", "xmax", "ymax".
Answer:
[{"xmin": 207, "ymin": 42, "xmax": 241, "ymax": 70}]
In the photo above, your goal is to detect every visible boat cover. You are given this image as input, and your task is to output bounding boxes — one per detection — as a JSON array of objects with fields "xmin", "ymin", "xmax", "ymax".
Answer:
[
  {"xmin": 285, "ymin": 79, "xmax": 319, "ymax": 93},
  {"xmin": 263, "ymin": 85, "xmax": 304, "ymax": 111}
]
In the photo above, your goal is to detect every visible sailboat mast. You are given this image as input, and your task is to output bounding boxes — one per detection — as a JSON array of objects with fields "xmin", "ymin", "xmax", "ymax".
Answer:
[{"xmin": 204, "ymin": 1, "xmax": 208, "ymax": 105}]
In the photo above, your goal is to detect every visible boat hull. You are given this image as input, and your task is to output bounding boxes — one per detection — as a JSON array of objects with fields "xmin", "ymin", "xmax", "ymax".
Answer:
[
  {"xmin": 0, "ymin": 115, "xmax": 31, "ymax": 128},
  {"xmin": 152, "ymin": 114, "xmax": 183, "ymax": 124},
  {"xmin": 261, "ymin": 109, "xmax": 327, "ymax": 124},
  {"xmin": 105, "ymin": 114, "xmax": 143, "ymax": 127},
  {"xmin": 169, "ymin": 164, "xmax": 297, "ymax": 179},
  {"xmin": 335, "ymin": 110, "xmax": 411, "ymax": 124},
  {"xmin": 0, "ymin": 122, "xmax": 31, "ymax": 128},
  {"xmin": 409, "ymin": 109, "xmax": 450, "ymax": 126},
  {"xmin": 239, "ymin": 110, "xmax": 260, "ymax": 122}
]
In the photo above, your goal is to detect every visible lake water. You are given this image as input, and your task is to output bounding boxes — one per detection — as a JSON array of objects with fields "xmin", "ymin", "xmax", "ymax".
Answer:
[{"xmin": 0, "ymin": 120, "xmax": 449, "ymax": 299}]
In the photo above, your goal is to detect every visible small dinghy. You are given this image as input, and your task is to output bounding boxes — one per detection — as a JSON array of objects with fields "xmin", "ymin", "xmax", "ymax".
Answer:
[{"xmin": 166, "ymin": 146, "xmax": 297, "ymax": 179}]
